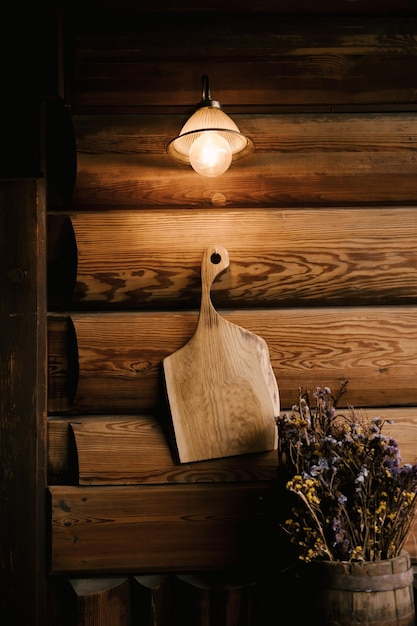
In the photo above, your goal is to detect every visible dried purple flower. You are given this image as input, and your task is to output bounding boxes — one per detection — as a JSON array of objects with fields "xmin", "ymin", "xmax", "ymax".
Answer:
[{"xmin": 276, "ymin": 384, "xmax": 417, "ymax": 563}]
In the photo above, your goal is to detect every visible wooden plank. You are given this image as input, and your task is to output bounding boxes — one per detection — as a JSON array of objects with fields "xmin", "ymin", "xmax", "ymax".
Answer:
[
  {"xmin": 47, "ymin": 408, "xmax": 417, "ymax": 486},
  {"xmin": 47, "ymin": 307, "xmax": 417, "ymax": 414},
  {"xmin": 67, "ymin": 14, "xmax": 417, "ymax": 111},
  {"xmin": 71, "ymin": 61, "xmax": 417, "ymax": 112},
  {"xmin": 71, "ymin": 113, "xmax": 417, "ymax": 208},
  {"xmin": 48, "ymin": 206, "xmax": 417, "ymax": 309},
  {"xmin": 48, "ymin": 480, "xmax": 417, "ymax": 572},
  {"xmin": 48, "ymin": 483, "xmax": 279, "ymax": 573},
  {"xmin": 72, "ymin": 112, "xmax": 417, "ymax": 157},
  {"xmin": 383, "ymin": 409, "xmax": 417, "ymax": 466},
  {"xmin": 0, "ymin": 179, "xmax": 48, "ymax": 624},
  {"xmin": 69, "ymin": 416, "xmax": 278, "ymax": 485},
  {"xmin": 67, "ymin": 1, "xmax": 417, "ymax": 16},
  {"xmin": 73, "ymin": 151, "xmax": 417, "ymax": 209}
]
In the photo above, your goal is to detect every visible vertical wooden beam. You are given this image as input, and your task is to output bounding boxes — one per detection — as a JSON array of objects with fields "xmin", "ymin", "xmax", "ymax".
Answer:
[
  {"xmin": 131, "ymin": 575, "xmax": 170, "ymax": 626},
  {"xmin": 0, "ymin": 178, "xmax": 47, "ymax": 625},
  {"xmin": 174, "ymin": 573, "xmax": 263, "ymax": 626},
  {"xmin": 69, "ymin": 578, "xmax": 131, "ymax": 626}
]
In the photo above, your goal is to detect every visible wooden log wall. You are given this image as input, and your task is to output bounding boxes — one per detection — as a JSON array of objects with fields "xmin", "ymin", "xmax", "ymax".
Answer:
[{"xmin": 46, "ymin": 1, "xmax": 417, "ymax": 624}]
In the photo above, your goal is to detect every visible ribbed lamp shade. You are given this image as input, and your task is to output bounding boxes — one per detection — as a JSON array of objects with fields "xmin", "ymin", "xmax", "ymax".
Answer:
[
  {"xmin": 167, "ymin": 76, "xmax": 254, "ymax": 175},
  {"xmin": 168, "ymin": 106, "xmax": 252, "ymax": 162}
]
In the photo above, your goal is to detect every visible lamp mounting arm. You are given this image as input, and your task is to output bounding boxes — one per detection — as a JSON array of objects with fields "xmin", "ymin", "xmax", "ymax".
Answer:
[
  {"xmin": 197, "ymin": 75, "xmax": 221, "ymax": 110},
  {"xmin": 202, "ymin": 75, "xmax": 211, "ymax": 101}
]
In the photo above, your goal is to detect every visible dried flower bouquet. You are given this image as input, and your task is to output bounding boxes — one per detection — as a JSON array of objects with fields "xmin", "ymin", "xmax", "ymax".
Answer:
[{"xmin": 276, "ymin": 383, "xmax": 417, "ymax": 563}]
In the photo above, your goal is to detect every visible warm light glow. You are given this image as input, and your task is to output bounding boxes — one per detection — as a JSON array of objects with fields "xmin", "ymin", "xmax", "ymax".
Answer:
[
  {"xmin": 188, "ymin": 132, "xmax": 233, "ymax": 177},
  {"xmin": 167, "ymin": 76, "xmax": 254, "ymax": 177}
]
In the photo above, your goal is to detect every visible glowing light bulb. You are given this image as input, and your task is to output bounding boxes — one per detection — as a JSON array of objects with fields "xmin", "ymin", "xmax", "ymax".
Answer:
[{"xmin": 188, "ymin": 132, "xmax": 232, "ymax": 177}]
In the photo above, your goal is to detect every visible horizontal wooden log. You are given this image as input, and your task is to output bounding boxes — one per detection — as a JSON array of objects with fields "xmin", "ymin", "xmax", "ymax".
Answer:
[
  {"xmin": 47, "ymin": 307, "xmax": 417, "ymax": 415},
  {"xmin": 73, "ymin": 112, "xmax": 417, "ymax": 159},
  {"xmin": 71, "ymin": 114, "xmax": 417, "ymax": 208},
  {"xmin": 47, "ymin": 481, "xmax": 417, "ymax": 572},
  {"xmin": 70, "ymin": 1, "xmax": 417, "ymax": 16},
  {"xmin": 68, "ymin": 13, "xmax": 417, "ymax": 112},
  {"xmin": 47, "ymin": 409, "xmax": 417, "ymax": 486},
  {"xmin": 48, "ymin": 206, "xmax": 417, "ymax": 309},
  {"xmin": 47, "ymin": 415, "xmax": 278, "ymax": 485},
  {"xmin": 48, "ymin": 483, "xmax": 279, "ymax": 573}
]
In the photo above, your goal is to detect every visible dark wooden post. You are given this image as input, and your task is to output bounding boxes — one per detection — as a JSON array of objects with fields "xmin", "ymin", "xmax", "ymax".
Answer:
[
  {"xmin": 69, "ymin": 578, "xmax": 131, "ymax": 626},
  {"xmin": 0, "ymin": 178, "xmax": 48, "ymax": 625}
]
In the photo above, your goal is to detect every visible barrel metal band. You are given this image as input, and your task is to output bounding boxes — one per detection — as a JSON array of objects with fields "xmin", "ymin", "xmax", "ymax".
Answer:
[{"xmin": 318, "ymin": 568, "xmax": 414, "ymax": 592}]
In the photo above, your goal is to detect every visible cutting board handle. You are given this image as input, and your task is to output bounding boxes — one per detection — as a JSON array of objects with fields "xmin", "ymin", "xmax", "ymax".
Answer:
[{"xmin": 200, "ymin": 246, "xmax": 230, "ymax": 321}]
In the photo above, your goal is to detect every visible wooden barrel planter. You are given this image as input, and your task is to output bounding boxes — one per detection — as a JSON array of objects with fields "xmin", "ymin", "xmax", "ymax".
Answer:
[{"xmin": 297, "ymin": 551, "xmax": 416, "ymax": 626}]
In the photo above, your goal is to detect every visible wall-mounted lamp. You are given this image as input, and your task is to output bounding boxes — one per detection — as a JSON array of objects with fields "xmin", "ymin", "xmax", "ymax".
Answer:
[{"xmin": 167, "ymin": 75, "xmax": 254, "ymax": 177}]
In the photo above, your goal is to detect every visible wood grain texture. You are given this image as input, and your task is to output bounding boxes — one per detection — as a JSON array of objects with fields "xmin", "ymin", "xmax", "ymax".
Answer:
[
  {"xmin": 173, "ymin": 572, "xmax": 263, "ymax": 626},
  {"xmin": 67, "ymin": 12, "xmax": 417, "ymax": 112},
  {"xmin": 71, "ymin": 113, "xmax": 417, "ymax": 208},
  {"xmin": 47, "ymin": 315, "xmax": 78, "ymax": 413},
  {"xmin": 48, "ymin": 483, "xmax": 278, "ymax": 574},
  {"xmin": 47, "ymin": 306, "xmax": 417, "ymax": 414},
  {"xmin": 131, "ymin": 574, "xmax": 170, "ymax": 626},
  {"xmin": 163, "ymin": 246, "xmax": 279, "ymax": 463},
  {"xmin": 68, "ymin": 1, "xmax": 417, "ymax": 15},
  {"xmin": 48, "ymin": 418, "xmax": 74, "ymax": 483},
  {"xmin": 46, "ymin": 408, "xmax": 417, "ymax": 486},
  {"xmin": 48, "ymin": 479, "xmax": 417, "ymax": 573},
  {"xmin": 72, "ymin": 113, "xmax": 417, "ymax": 157},
  {"xmin": 43, "ymin": 3, "xmax": 417, "ymax": 596},
  {"xmin": 0, "ymin": 179, "xmax": 48, "ymax": 623},
  {"xmin": 68, "ymin": 578, "xmax": 131, "ymax": 626},
  {"xmin": 49, "ymin": 206, "xmax": 417, "ymax": 309},
  {"xmin": 70, "ymin": 417, "xmax": 278, "ymax": 485}
]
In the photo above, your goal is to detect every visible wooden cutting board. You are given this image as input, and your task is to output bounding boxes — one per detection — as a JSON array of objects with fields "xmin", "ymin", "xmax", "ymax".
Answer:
[{"xmin": 163, "ymin": 245, "xmax": 280, "ymax": 463}]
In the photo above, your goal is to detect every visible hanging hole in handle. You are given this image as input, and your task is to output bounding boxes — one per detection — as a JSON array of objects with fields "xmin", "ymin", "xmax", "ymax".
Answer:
[{"xmin": 211, "ymin": 252, "xmax": 221, "ymax": 264}]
